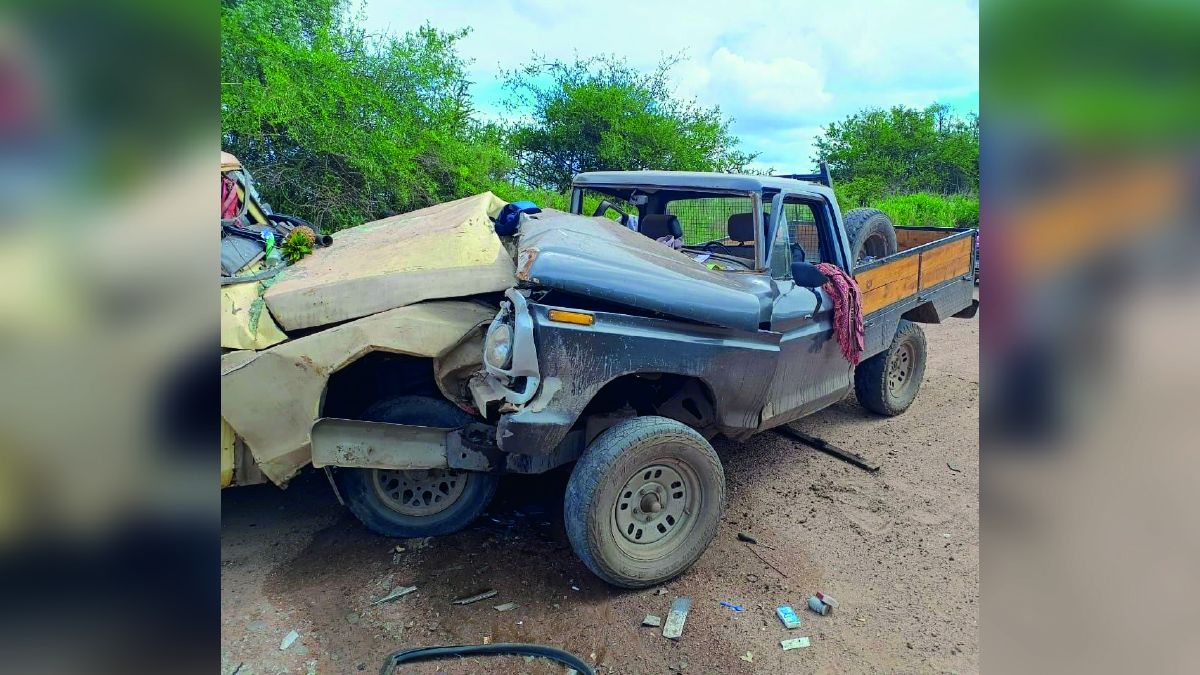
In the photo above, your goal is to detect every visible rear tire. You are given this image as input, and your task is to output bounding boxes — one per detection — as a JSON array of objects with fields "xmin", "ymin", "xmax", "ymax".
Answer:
[
  {"xmin": 338, "ymin": 395, "xmax": 497, "ymax": 538},
  {"xmin": 565, "ymin": 417, "xmax": 725, "ymax": 588},
  {"xmin": 854, "ymin": 320, "xmax": 927, "ymax": 416},
  {"xmin": 844, "ymin": 208, "xmax": 898, "ymax": 266}
]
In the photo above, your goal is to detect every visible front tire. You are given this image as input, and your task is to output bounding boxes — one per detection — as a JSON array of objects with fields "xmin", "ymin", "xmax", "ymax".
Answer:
[
  {"xmin": 854, "ymin": 319, "xmax": 928, "ymax": 416},
  {"xmin": 338, "ymin": 395, "xmax": 497, "ymax": 538},
  {"xmin": 565, "ymin": 417, "xmax": 725, "ymax": 588}
]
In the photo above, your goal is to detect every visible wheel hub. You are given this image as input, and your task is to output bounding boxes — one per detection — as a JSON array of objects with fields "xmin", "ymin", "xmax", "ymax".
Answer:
[
  {"xmin": 371, "ymin": 468, "xmax": 466, "ymax": 517},
  {"xmin": 887, "ymin": 342, "xmax": 914, "ymax": 394},
  {"xmin": 614, "ymin": 464, "xmax": 689, "ymax": 545}
]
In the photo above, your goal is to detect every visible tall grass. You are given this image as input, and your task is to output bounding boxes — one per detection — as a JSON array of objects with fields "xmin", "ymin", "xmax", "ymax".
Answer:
[{"xmin": 870, "ymin": 193, "xmax": 978, "ymax": 228}]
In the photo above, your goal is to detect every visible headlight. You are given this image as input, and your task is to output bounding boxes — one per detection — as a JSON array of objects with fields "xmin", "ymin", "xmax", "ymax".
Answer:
[{"xmin": 484, "ymin": 322, "xmax": 513, "ymax": 370}]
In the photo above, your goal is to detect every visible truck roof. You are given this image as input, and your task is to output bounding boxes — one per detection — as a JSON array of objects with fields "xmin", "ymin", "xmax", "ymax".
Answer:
[{"xmin": 572, "ymin": 170, "xmax": 833, "ymax": 196}]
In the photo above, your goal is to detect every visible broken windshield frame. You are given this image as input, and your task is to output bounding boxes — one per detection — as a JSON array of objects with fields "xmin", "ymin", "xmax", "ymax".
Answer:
[{"xmin": 568, "ymin": 184, "xmax": 765, "ymax": 270}]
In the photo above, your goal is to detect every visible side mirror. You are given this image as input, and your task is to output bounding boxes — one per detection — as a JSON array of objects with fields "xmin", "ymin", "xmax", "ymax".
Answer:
[{"xmin": 791, "ymin": 261, "xmax": 829, "ymax": 288}]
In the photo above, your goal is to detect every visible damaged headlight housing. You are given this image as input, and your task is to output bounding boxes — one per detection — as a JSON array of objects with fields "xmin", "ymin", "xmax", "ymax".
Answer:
[{"xmin": 484, "ymin": 322, "xmax": 513, "ymax": 370}]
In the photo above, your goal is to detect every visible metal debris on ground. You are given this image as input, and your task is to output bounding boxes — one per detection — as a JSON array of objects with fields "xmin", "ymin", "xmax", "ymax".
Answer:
[
  {"xmin": 493, "ymin": 602, "xmax": 517, "ymax": 612},
  {"xmin": 280, "ymin": 630, "xmax": 300, "ymax": 651},
  {"xmin": 780, "ymin": 637, "xmax": 811, "ymax": 650},
  {"xmin": 662, "ymin": 597, "xmax": 692, "ymax": 640},
  {"xmin": 745, "ymin": 543, "xmax": 789, "ymax": 578},
  {"xmin": 719, "ymin": 601, "xmax": 744, "ymax": 612},
  {"xmin": 807, "ymin": 596, "xmax": 831, "ymax": 615},
  {"xmin": 739, "ymin": 651, "xmax": 755, "ymax": 663},
  {"xmin": 452, "ymin": 590, "xmax": 498, "ymax": 605},
  {"xmin": 774, "ymin": 425, "xmax": 880, "ymax": 472},
  {"xmin": 371, "ymin": 585, "xmax": 417, "ymax": 606},
  {"xmin": 736, "ymin": 532, "xmax": 759, "ymax": 545},
  {"xmin": 776, "ymin": 605, "xmax": 802, "ymax": 629},
  {"xmin": 947, "ymin": 462, "xmax": 962, "ymax": 472},
  {"xmin": 815, "ymin": 592, "xmax": 839, "ymax": 609},
  {"xmin": 642, "ymin": 615, "xmax": 662, "ymax": 627}
]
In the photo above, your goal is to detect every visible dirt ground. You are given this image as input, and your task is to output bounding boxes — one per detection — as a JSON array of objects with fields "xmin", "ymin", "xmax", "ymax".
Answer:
[{"xmin": 221, "ymin": 311, "xmax": 978, "ymax": 675}]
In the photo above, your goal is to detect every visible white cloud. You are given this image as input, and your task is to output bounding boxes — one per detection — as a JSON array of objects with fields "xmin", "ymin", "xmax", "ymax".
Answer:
[{"xmin": 363, "ymin": 0, "xmax": 978, "ymax": 173}]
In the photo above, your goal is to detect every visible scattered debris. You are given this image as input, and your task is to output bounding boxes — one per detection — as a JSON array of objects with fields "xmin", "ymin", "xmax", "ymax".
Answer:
[
  {"xmin": 231, "ymin": 663, "xmax": 243, "ymax": 675},
  {"xmin": 493, "ymin": 602, "xmax": 517, "ymax": 612},
  {"xmin": 371, "ymin": 585, "xmax": 417, "ymax": 606},
  {"xmin": 453, "ymin": 590, "xmax": 498, "ymax": 605},
  {"xmin": 280, "ymin": 630, "xmax": 300, "ymax": 651},
  {"xmin": 642, "ymin": 615, "xmax": 662, "ymax": 627},
  {"xmin": 943, "ymin": 533, "xmax": 951, "ymax": 538},
  {"xmin": 662, "ymin": 597, "xmax": 692, "ymax": 640},
  {"xmin": 780, "ymin": 637, "xmax": 811, "ymax": 650},
  {"xmin": 482, "ymin": 636, "xmax": 491, "ymax": 644},
  {"xmin": 739, "ymin": 651, "xmax": 755, "ymax": 663},
  {"xmin": 719, "ymin": 601, "xmax": 744, "ymax": 612},
  {"xmin": 737, "ymin": 531, "xmax": 776, "ymax": 550},
  {"xmin": 655, "ymin": 588, "xmax": 668, "ymax": 596},
  {"xmin": 807, "ymin": 596, "xmax": 831, "ymax": 615},
  {"xmin": 815, "ymin": 592, "xmax": 839, "ymax": 609},
  {"xmin": 745, "ymin": 573, "xmax": 760, "ymax": 583},
  {"xmin": 776, "ymin": 605, "xmax": 802, "ymax": 629},
  {"xmin": 947, "ymin": 462, "xmax": 962, "ymax": 472},
  {"xmin": 393, "ymin": 545, "xmax": 405, "ymax": 553},
  {"xmin": 571, "ymin": 586, "xmax": 581, "ymax": 592},
  {"xmin": 346, "ymin": 612, "xmax": 360, "ymax": 624},
  {"xmin": 745, "ymin": 544, "xmax": 789, "ymax": 578},
  {"xmin": 774, "ymin": 425, "xmax": 880, "ymax": 472}
]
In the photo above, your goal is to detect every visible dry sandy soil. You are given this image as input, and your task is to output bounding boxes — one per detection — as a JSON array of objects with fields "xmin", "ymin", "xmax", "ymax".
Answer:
[{"xmin": 221, "ymin": 311, "xmax": 978, "ymax": 674}]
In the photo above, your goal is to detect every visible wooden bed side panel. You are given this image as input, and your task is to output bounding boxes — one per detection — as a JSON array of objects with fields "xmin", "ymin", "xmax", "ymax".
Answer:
[
  {"xmin": 896, "ymin": 228, "xmax": 952, "ymax": 251},
  {"xmin": 918, "ymin": 237, "xmax": 973, "ymax": 289},
  {"xmin": 855, "ymin": 255, "xmax": 920, "ymax": 315}
]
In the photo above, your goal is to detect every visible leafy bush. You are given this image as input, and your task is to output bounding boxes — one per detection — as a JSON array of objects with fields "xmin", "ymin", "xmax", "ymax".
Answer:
[{"xmin": 871, "ymin": 192, "xmax": 979, "ymax": 228}]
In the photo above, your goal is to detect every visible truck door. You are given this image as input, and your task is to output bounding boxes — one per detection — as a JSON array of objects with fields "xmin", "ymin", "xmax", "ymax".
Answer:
[{"xmin": 759, "ymin": 193, "xmax": 853, "ymax": 428}]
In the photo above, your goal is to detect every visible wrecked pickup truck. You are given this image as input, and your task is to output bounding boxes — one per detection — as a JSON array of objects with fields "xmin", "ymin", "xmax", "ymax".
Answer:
[{"xmin": 221, "ymin": 168, "xmax": 978, "ymax": 588}]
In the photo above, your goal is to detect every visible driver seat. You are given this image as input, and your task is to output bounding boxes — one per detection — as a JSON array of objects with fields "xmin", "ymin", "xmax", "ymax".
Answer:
[{"xmin": 639, "ymin": 214, "xmax": 683, "ymax": 240}]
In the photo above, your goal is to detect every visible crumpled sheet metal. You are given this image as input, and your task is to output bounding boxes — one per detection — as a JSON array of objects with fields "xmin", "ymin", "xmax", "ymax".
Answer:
[
  {"xmin": 264, "ymin": 192, "xmax": 512, "ymax": 331},
  {"xmin": 221, "ymin": 280, "xmax": 288, "ymax": 350},
  {"xmin": 220, "ymin": 300, "xmax": 497, "ymax": 485}
]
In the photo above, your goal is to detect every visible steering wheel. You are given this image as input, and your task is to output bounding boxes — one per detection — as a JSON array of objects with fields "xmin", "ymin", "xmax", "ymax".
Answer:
[
  {"xmin": 591, "ymin": 200, "xmax": 628, "ymax": 222},
  {"xmin": 700, "ymin": 240, "xmax": 732, "ymax": 255}
]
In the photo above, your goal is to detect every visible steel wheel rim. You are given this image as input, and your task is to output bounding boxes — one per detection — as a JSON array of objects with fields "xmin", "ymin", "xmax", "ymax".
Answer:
[
  {"xmin": 371, "ymin": 468, "xmax": 466, "ymax": 516},
  {"xmin": 887, "ymin": 342, "xmax": 915, "ymax": 397},
  {"xmin": 610, "ymin": 458, "xmax": 700, "ymax": 560}
]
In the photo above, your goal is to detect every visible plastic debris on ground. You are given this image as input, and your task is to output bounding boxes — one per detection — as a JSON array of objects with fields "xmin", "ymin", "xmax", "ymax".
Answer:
[
  {"xmin": 739, "ymin": 651, "xmax": 755, "ymax": 663},
  {"xmin": 720, "ymin": 601, "xmax": 744, "ymax": 612},
  {"xmin": 642, "ymin": 615, "xmax": 662, "ymax": 627},
  {"xmin": 452, "ymin": 590, "xmax": 498, "ymax": 605},
  {"xmin": 815, "ymin": 592, "xmax": 839, "ymax": 609},
  {"xmin": 662, "ymin": 597, "xmax": 692, "ymax": 640},
  {"xmin": 280, "ymin": 630, "xmax": 300, "ymax": 651},
  {"xmin": 493, "ymin": 602, "xmax": 517, "ymax": 612},
  {"xmin": 776, "ymin": 605, "xmax": 802, "ymax": 629},
  {"xmin": 655, "ymin": 588, "xmax": 667, "ymax": 595},
  {"xmin": 780, "ymin": 637, "xmax": 811, "ymax": 650},
  {"xmin": 808, "ymin": 596, "xmax": 831, "ymax": 615},
  {"xmin": 370, "ymin": 585, "xmax": 417, "ymax": 606}
]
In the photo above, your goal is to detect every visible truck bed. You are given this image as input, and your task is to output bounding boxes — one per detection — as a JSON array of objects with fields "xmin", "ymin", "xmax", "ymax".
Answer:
[{"xmin": 853, "ymin": 226, "xmax": 978, "ymax": 357}]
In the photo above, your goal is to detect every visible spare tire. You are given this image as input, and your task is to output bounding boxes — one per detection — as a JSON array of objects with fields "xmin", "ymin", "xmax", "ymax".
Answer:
[{"xmin": 844, "ymin": 208, "xmax": 898, "ymax": 266}]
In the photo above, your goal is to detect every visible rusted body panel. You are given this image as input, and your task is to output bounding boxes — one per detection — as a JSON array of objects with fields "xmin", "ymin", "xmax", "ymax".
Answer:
[
  {"xmin": 495, "ymin": 302, "xmax": 780, "ymax": 457},
  {"xmin": 220, "ymin": 301, "xmax": 496, "ymax": 485}
]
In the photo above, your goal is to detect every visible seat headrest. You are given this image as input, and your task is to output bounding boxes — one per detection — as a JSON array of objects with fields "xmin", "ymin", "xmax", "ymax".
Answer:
[
  {"xmin": 727, "ymin": 213, "xmax": 757, "ymax": 243},
  {"xmin": 639, "ymin": 214, "xmax": 683, "ymax": 240}
]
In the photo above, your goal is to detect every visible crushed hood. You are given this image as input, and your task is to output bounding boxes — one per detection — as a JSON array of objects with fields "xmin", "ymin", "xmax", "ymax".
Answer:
[
  {"xmin": 518, "ymin": 210, "xmax": 772, "ymax": 331},
  {"xmin": 263, "ymin": 192, "xmax": 513, "ymax": 331}
]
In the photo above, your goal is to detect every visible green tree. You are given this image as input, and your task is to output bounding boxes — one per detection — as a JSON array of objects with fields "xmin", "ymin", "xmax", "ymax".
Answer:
[
  {"xmin": 503, "ymin": 55, "xmax": 756, "ymax": 191},
  {"xmin": 815, "ymin": 103, "xmax": 978, "ymax": 206},
  {"xmin": 221, "ymin": 0, "xmax": 513, "ymax": 231}
]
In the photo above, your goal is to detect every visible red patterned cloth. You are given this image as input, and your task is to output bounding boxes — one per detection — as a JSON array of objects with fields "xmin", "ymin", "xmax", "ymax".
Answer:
[{"xmin": 815, "ymin": 262, "xmax": 864, "ymax": 366}]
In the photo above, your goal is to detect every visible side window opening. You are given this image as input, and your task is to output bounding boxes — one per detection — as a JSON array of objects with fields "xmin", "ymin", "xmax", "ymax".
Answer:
[{"xmin": 768, "ymin": 196, "xmax": 829, "ymax": 279}]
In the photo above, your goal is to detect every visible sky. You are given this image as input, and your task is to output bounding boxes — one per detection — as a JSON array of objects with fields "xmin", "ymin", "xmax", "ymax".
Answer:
[{"xmin": 363, "ymin": 0, "xmax": 979, "ymax": 174}]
